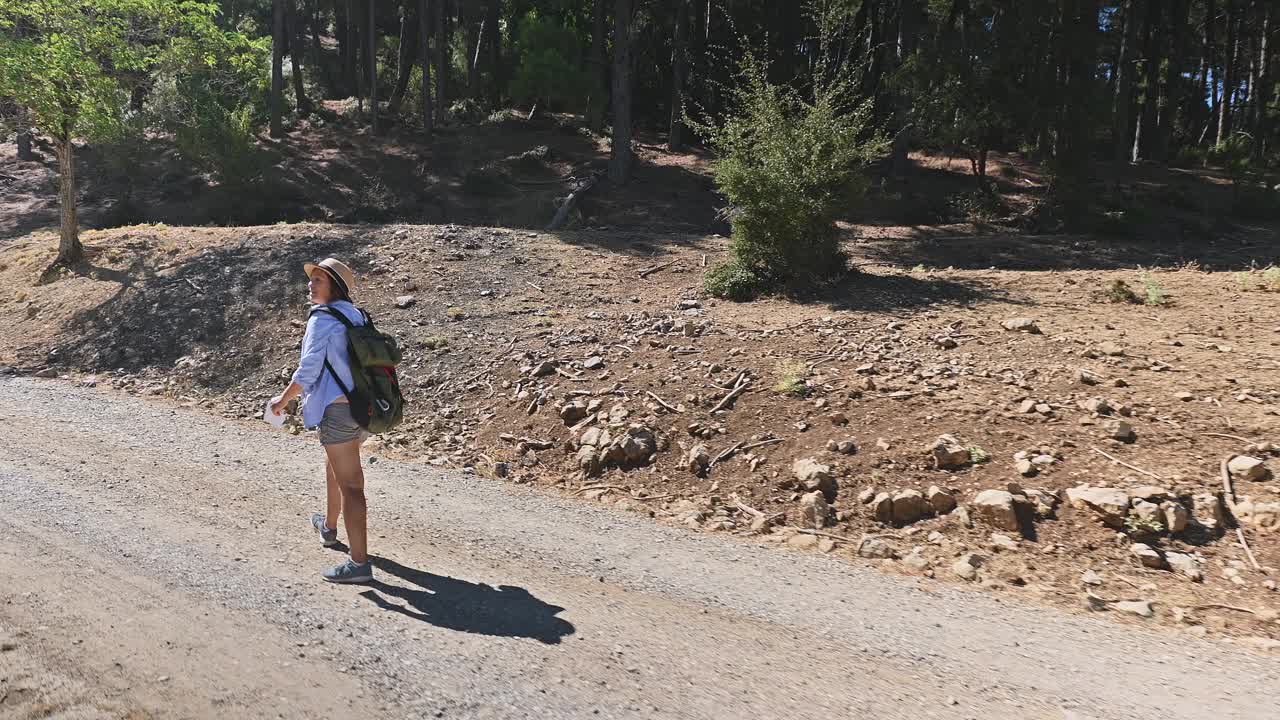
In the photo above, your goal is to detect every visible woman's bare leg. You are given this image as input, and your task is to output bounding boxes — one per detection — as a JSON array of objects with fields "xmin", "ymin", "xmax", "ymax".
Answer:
[
  {"xmin": 324, "ymin": 458, "xmax": 342, "ymax": 532},
  {"xmin": 323, "ymin": 439, "xmax": 367, "ymax": 564}
]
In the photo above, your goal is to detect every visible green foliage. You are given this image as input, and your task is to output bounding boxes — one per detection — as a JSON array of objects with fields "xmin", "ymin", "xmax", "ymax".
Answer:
[
  {"xmin": 947, "ymin": 190, "xmax": 1006, "ymax": 221},
  {"xmin": 1141, "ymin": 273, "xmax": 1169, "ymax": 306},
  {"xmin": 703, "ymin": 260, "xmax": 762, "ymax": 301},
  {"xmin": 967, "ymin": 446, "xmax": 990, "ymax": 464},
  {"xmin": 509, "ymin": 13, "xmax": 590, "ymax": 111},
  {"xmin": 773, "ymin": 360, "xmax": 809, "ymax": 397},
  {"xmin": 1124, "ymin": 514, "xmax": 1164, "ymax": 537},
  {"xmin": 690, "ymin": 45, "xmax": 884, "ymax": 291},
  {"xmin": 1266, "ymin": 267, "xmax": 1280, "ymax": 292},
  {"xmin": 1101, "ymin": 279, "xmax": 1141, "ymax": 304}
]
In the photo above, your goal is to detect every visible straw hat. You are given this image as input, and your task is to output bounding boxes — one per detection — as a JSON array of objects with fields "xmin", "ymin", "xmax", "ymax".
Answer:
[{"xmin": 303, "ymin": 257, "xmax": 355, "ymax": 298}]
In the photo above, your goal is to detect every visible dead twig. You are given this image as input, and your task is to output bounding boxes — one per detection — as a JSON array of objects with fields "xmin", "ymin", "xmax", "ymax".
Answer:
[
  {"xmin": 710, "ymin": 440, "xmax": 746, "ymax": 467},
  {"xmin": 1193, "ymin": 603, "xmax": 1258, "ymax": 614},
  {"xmin": 645, "ymin": 391, "xmax": 681, "ymax": 414},
  {"xmin": 1091, "ymin": 447, "xmax": 1163, "ymax": 480},
  {"xmin": 525, "ymin": 281, "xmax": 544, "ymax": 292},
  {"xmin": 572, "ymin": 484, "xmax": 628, "ymax": 495},
  {"xmin": 1204, "ymin": 432, "xmax": 1258, "ymax": 444},
  {"xmin": 740, "ymin": 437, "xmax": 784, "ymax": 451},
  {"xmin": 1220, "ymin": 455, "xmax": 1264, "ymax": 572},
  {"xmin": 638, "ymin": 259, "xmax": 678, "ymax": 278},
  {"xmin": 710, "ymin": 378, "xmax": 752, "ymax": 413},
  {"xmin": 795, "ymin": 528, "xmax": 854, "ymax": 543},
  {"xmin": 632, "ymin": 493, "xmax": 678, "ymax": 501},
  {"xmin": 733, "ymin": 498, "xmax": 764, "ymax": 518}
]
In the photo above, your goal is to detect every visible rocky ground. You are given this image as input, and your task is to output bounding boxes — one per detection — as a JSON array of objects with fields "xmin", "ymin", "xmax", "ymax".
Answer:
[{"xmin": 2, "ymin": 214, "xmax": 1279, "ymax": 645}]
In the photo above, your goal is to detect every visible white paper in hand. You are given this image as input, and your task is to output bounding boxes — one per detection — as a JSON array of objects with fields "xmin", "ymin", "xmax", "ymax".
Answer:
[{"xmin": 263, "ymin": 399, "xmax": 286, "ymax": 429}]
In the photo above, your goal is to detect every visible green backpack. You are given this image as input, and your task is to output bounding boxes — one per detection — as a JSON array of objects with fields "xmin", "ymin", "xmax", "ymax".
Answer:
[{"xmin": 311, "ymin": 306, "xmax": 405, "ymax": 433}]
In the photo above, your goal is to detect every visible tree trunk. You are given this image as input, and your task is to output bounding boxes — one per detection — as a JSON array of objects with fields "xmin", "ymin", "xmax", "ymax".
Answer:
[
  {"xmin": 353, "ymin": 0, "xmax": 364, "ymax": 113},
  {"xmin": 419, "ymin": 0, "xmax": 434, "ymax": 136},
  {"xmin": 668, "ymin": 0, "xmax": 691, "ymax": 151},
  {"xmin": 467, "ymin": 13, "xmax": 483, "ymax": 96},
  {"xmin": 16, "ymin": 106, "xmax": 32, "ymax": 161},
  {"xmin": 368, "ymin": 0, "xmax": 379, "ymax": 133},
  {"xmin": 1217, "ymin": 0, "xmax": 1236, "ymax": 145},
  {"xmin": 337, "ymin": 0, "xmax": 355, "ymax": 95},
  {"xmin": 1056, "ymin": 0, "xmax": 1098, "ymax": 224},
  {"xmin": 287, "ymin": 0, "xmax": 311, "ymax": 113},
  {"xmin": 890, "ymin": 0, "xmax": 922, "ymax": 180},
  {"xmin": 1155, "ymin": 0, "xmax": 1187, "ymax": 162},
  {"xmin": 55, "ymin": 137, "xmax": 82, "ymax": 266},
  {"xmin": 609, "ymin": 0, "xmax": 634, "ymax": 184},
  {"xmin": 485, "ymin": 0, "xmax": 501, "ymax": 105},
  {"xmin": 434, "ymin": 0, "xmax": 447, "ymax": 122},
  {"xmin": 1131, "ymin": 0, "xmax": 1160, "ymax": 162},
  {"xmin": 271, "ymin": 0, "xmax": 286, "ymax": 137},
  {"xmin": 390, "ymin": 0, "xmax": 419, "ymax": 113},
  {"xmin": 306, "ymin": 0, "xmax": 335, "ymax": 97},
  {"xmin": 1203, "ymin": 0, "xmax": 1218, "ymax": 145},
  {"xmin": 588, "ymin": 0, "xmax": 608, "ymax": 132},
  {"xmin": 1252, "ymin": 2, "xmax": 1272, "ymax": 159},
  {"xmin": 1113, "ymin": 0, "xmax": 1138, "ymax": 162}
]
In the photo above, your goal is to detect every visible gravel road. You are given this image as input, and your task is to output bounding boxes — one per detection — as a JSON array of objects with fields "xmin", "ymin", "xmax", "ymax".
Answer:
[{"xmin": 0, "ymin": 377, "xmax": 1276, "ymax": 719}]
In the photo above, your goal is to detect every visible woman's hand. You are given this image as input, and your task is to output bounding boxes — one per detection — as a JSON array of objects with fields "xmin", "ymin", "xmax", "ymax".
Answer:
[{"xmin": 269, "ymin": 395, "xmax": 288, "ymax": 415}]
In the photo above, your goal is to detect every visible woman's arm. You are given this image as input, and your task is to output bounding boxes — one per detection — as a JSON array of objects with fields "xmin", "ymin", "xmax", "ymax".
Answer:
[{"xmin": 271, "ymin": 316, "xmax": 327, "ymax": 413}]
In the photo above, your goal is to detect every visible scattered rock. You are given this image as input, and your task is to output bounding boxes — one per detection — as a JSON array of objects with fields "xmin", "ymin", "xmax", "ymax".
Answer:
[
  {"xmin": 559, "ymin": 402, "xmax": 589, "ymax": 424},
  {"xmin": 1234, "ymin": 500, "xmax": 1280, "ymax": 531},
  {"xmin": 34, "ymin": 367, "xmax": 58, "ymax": 379},
  {"xmin": 835, "ymin": 440, "xmax": 857, "ymax": 455},
  {"xmin": 583, "ymin": 356, "xmax": 605, "ymax": 370},
  {"xmin": 1130, "ymin": 500, "xmax": 1167, "ymax": 533},
  {"xmin": 394, "ymin": 295, "xmax": 417, "ymax": 309},
  {"xmin": 952, "ymin": 553, "xmax": 983, "ymax": 580},
  {"xmin": 902, "ymin": 549, "xmax": 930, "ymax": 571},
  {"xmin": 1114, "ymin": 600, "xmax": 1154, "ymax": 618},
  {"xmin": 1002, "ymin": 318, "xmax": 1042, "ymax": 334},
  {"xmin": 1228, "ymin": 456, "xmax": 1270, "ymax": 482},
  {"xmin": 1077, "ymin": 368, "xmax": 1101, "ymax": 385},
  {"xmin": 793, "ymin": 458, "xmax": 836, "ymax": 500},
  {"xmin": 1164, "ymin": 552, "xmax": 1203, "ymax": 582},
  {"xmin": 857, "ymin": 535, "xmax": 898, "ymax": 560},
  {"xmin": 989, "ymin": 533, "xmax": 1020, "ymax": 552},
  {"xmin": 971, "ymin": 489, "xmax": 1023, "ymax": 532},
  {"xmin": 1129, "ymin": 486, "xmax": 1172, "ymax": 502},
  {"xmin": 787, "ymin": 533, "xmax": 820, "ymax": 550},
  {"xmin": 891, "ymin": 489, "xmax": 928, "ymax": 525},
  {"xmin": 930, "ymin": 434, "xmax": 971, "ymax": 469},
  {"xmin": 531, "ymin": 360, "xmax": 558, "ymax": 377},
  {"xmin": 857, "ymin": 487, "xmax": 878, "ymax": 504},
  {"xmin": 1082, "ymin": 397, "xmax": 1113, "ymax": 415},
  {"xmin": 1130, "ymin": 543, "xmax": 1167, "ymax": 569},
  {"xmin": 799, "ymin": 491, "xmax": 831, "ymax": 529},
  {"xmin": 684, "ymin": 445, "xmax": 711, "ymax": 476},
  {"xmin": 1098, "ymin": 341, "xmax": 1126, "ymax": 357},
  {"xmin": 1015, "ymin": 458, "xmax": 1035, "ymax": 476},
  {"xmin": 871, "ymin": 492, "xmax": 893, "ymax": 524},
  {"xmin": 927, "ymin": 485, "xmax": 957, "ymax": 515},
  {"xmin": 1021, "ymin": 487, "xmax": 1060, "ymax": 518},
  {"xmin": 1162, "ymin": 501, "xmax": 1190, "ymax": 534},
  {"xmin": 1069, "ymin": 486, "xmax": 1131, "ymax": 528},
  {"xmin": 1080, "ymin": 569, "xmax": 1103, "ymax": 586},
  {"xmin": 1175, "ymin": 391, "xmax": 1195, "ymax": 402}
]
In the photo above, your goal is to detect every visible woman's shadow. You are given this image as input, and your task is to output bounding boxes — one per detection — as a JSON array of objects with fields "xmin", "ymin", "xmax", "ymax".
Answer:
[{"xmin": 355, "ymin": 554, "xmax": 576, "ymax": 645}]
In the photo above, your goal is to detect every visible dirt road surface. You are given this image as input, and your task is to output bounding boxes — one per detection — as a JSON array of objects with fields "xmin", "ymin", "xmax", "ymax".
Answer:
[{"xmin": 1, "ymin": 377, "xmax": 1276, "ymax": 719}]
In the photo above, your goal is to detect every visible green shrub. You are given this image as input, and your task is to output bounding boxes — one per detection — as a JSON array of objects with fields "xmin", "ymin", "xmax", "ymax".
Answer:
[
  {"xmin": 1102, "ymin": 279, "xmax": 1141, "ymax": 304},
  {"xmin": 947, "ymin": 190, "xmax": 1006, "ymax": 221},
  {"xmin": 773, "ymin": 360, "xmax": 809, "ymax": 396},
  {"xmin": 1142, "ymin": 273, "xmax": 1169, "ymax": 306},
  {"xmin": 509, "ymin": 13, "xmax": 590, "ymax": 112},
  {"xmin": 1265, "ymin": 267, "xmax": 1280, "ymax": 291},
  {"xmin": 690, "ymin": 48, "xmax": 885, "ymax": 291},
  {"xmin": 704, "ymin": 260, "xmax": 762, "ymax": 301}
]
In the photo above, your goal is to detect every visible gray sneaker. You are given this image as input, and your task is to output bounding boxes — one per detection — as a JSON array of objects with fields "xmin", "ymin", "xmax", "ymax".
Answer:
[
  {"xmin": 323, "ymin": 559, "xmax": 374, "ymax": 584},
  {"xmin": 311, "ymin": 513, "xmax": 338, "ymax": 547}
]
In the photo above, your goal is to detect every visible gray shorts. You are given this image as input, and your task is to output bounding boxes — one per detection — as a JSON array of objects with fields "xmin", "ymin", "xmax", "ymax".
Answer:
[{"xmin": 319, "ymin": 402, "xmax": 369, "ymax": 446}]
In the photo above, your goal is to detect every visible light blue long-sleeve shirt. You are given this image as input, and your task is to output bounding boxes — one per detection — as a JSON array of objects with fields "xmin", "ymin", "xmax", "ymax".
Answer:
[{"xmin": 291, "ymin": 301, "xmax": 366, "ymax": 429}]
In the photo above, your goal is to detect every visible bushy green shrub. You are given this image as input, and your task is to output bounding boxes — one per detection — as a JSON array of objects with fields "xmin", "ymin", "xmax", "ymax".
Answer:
[
  {"xmin": 704, "ymin": 260, "xmax": 762, "ymax": 300},
  {"xmin": 509, "ymin": 13, "xmax": 590, "ymax": 112},
  {"xmin": 691, "ymin": 53, "xmax": 885, "ymax": 294}
]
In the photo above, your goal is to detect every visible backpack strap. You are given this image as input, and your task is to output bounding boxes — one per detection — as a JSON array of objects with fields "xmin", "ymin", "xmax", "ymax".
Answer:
[{"xmin": 309, "ymin": 306, "xmax": 356, "ymax": 402}]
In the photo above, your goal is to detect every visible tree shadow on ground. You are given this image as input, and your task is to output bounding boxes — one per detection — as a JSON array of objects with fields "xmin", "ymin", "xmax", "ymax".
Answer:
[
  {"xmin": 786, "ymin": 267, "xmax": 1011, "ymax": 313},
  {"xmin": 358, "ymin": 556, "xmax": 575, "ymax": 645}
]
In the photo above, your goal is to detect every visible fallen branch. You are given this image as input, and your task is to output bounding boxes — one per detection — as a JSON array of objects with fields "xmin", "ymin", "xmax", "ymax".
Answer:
[
  {"xmin": 632, "ymin": 493, "xmax": 678, "ymax": 501},
  {"xmin": 638, "ymin": 259, "xmax": 678, "ymax": 278},
  {"xmin": 1220, "ymin": 455, "xmax": 1264, "ymax": 572},
  {"xmin": 733, "ymin": 498, "xmax": 764, "ymax": 518},
  {"xmin": 710, "ymin": 378, "xmax": 752, "ymax": 413},
  {"xmin": 795, "ymin": 528, "xmax": 854, "ymax": 543},
  {"xmin": 645, "ymin": 391, "xmax": 681, "ymax": 414},
  {"xmin": 740, "ymin": 437, "xmax": 784, "ymax": 452},
  {"xmin": 545, "ymin": 173, "xmax": 599, "ymax": 231},
  {"xmin": 710, "ymin": 440, "xmax": 746, "ymax": 467},
  {"xmin": 525, "ymin": 281, "xmax": 544, "ymax": 292},
  {"xmin": 1091, "ymin": 447, "xmax": 1163, "ymax": 480},
  {"xmin": 1193, "ymin": 603, "xmax": 1258, "ymax": 614},
  {"xmin": 1204, "ymin": 432, "xmax": 1258, "ymax": 444},
  {"xmin": 572, "ymin": 484, "xmax": 628, "ymax": 495}
]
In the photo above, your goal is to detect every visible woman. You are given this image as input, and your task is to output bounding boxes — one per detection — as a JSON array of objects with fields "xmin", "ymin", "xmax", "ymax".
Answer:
[{"xmin": 270, "ymin": 257, "xmax": 374, "ymax": 584}]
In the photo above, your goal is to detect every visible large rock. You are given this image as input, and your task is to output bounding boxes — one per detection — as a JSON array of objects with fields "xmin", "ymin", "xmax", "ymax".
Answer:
[
  {"xmin": 684, "ymin": 445, "xmax": 711, "ymax": 476},
  {"xmin": 930, "ymin": 435, "xmax": 971, "ymax": 470},
  {"xmin": 952, "ymin": 553, "xmax": 984, "ymax": 581},
  {"xmin": 575, "ymin": 446, "xmax": 600, "ymax": 475},
  {"xmin": 927, "ymin": 485, "xmax": 957, "ymax": 515},
  {"xmin": 871, "ymin": 492, "xmax": 893, "ymax": 524},
  {"xmin": 1164, "ymin": 552, "xmax": 1203, "ymax": 582},
  {"xmin": 891, "ymin": 489, "xmax": 928, "ymax": 525},
  {"xmin": 1107, "ymin": 420, "xmax": 1136, "ymax": 442},
  {"xmin": 1130, "ymin": 543, "xmax": 1167, "ymax": 569},
  {"xmin": 1069, "ymin": 486, "xmax": 1131, "ymax": 528},
  {"xmin": 971, "ymin": 489, "xmax": 1022, "ymax": 532},
  {"xmin": 1234, "ymin": 500, "xmax": 1280, "ymax": 532},
  {"xmin": 1161, "ymin": 501, "xmax": 1190, "ymax": 534},
  {"xmin": 1114, "ymin": 600, "xmax": 1154, "ymax": 618},
  {"xmin": 560, "ymin": 402, "xmax": 589, "ymax": 424},
  {"xmin": 579, "ymin": 427, "xmax": 611, "ymax": 447},
  {"xmin": 616, "ymin": 426, "xmax": 657, "ymax": 464},
  {"xmin": 1022, "ymin": 488, "xmax": 1060, "ymax": 518},
  {"xmin": 1228, "ymin": 456, "xmax": 1270, "ymax": 482},
  {"xmin": 799, "ymin": 491, "xmax": 831, "ymax": 530},
  {"xmin": 857, "ymin": 535, "xmax": 898, "ymax": 560},
  {"xmin": 793, "ymin": 458, "xmax": 836, "ymax": 500},
  {"xmin": 1002, "ymin": 318, "xmax": 1042, "ymax": 334}
]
